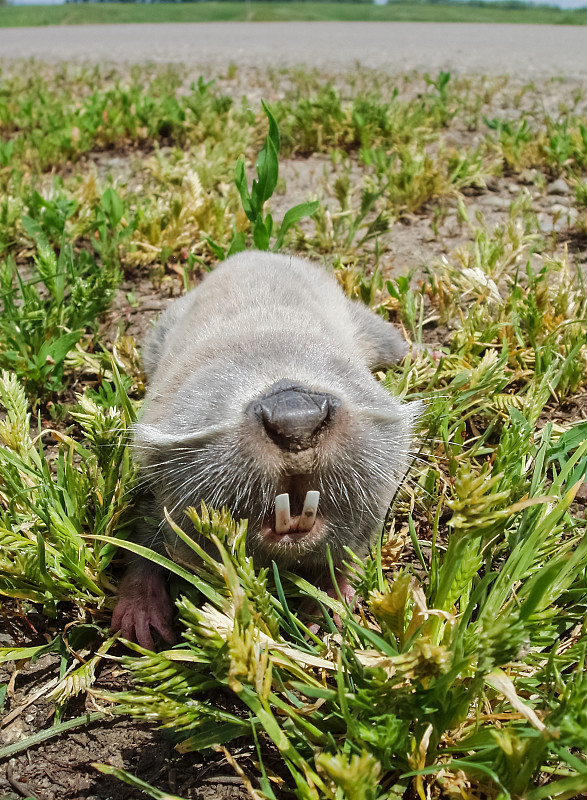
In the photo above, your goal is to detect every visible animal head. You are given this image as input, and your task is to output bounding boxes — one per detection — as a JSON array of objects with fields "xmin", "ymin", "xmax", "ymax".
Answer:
[{"xmin": 133, "ymin": 252, "xmax": 418, "ymax": 573}]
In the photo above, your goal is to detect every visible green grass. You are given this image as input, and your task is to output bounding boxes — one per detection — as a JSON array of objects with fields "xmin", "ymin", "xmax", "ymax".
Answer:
[
  {"xmin": 0, "ymin": 61, "xmax": 587, "ymax": 799},
  {"xmin": 0, "ymin": 1, "xmax": 586, "ymax": 28}
]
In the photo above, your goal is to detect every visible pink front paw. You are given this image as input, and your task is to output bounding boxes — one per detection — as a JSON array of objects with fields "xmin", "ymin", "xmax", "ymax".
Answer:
[
  {"xmin": 410, "ymin": 343, "xmax": 444, "ymax": 365},
  {"xmin": 111, "ymin": 570, "xmax": 176, "ymax": 650}
]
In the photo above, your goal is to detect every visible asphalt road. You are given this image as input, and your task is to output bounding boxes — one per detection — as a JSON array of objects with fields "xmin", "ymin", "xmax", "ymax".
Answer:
[{"xmin": 0, "ymin": 21, "xmax": 586, "ymax": 77}]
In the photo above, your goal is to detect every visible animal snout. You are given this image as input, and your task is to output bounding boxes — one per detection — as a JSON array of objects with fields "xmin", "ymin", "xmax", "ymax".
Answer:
[{"xmin": 250, "ymin": 379, "xmax": 340, "ymax": 452}]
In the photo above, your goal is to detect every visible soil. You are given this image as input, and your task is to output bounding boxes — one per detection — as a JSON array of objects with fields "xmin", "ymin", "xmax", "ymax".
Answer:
[
  {"xmin": 0, "ymin": 653, "xmax": 252, "ymax": 800},
  {"xmin": 1, "ymin": 39, "xmax": 587, "ymax": 800}
]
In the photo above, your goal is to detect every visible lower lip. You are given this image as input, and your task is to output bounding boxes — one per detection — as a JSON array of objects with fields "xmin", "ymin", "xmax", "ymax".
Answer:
[{"xmin": 261, "ymin": 516, "xmax": 323, "ymax": 545}]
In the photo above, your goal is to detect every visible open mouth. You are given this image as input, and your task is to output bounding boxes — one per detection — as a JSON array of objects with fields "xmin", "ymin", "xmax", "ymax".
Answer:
[{"xmin": 261, "ymin": 489, "xmax": 324, "ymax": 544}]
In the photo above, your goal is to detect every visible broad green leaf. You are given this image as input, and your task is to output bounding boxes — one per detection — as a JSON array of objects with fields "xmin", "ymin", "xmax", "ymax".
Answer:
[
  {"xmin": 234, "ymin": 155, "xmax": 254, "ymax": 221},
  {"xmin": 226, "ymin": 230, "xmax": 246, "ymax": 257},
  {"xmin": 273, "ymin": 200, "xmax": 319, "ymax": 251},
  {"xmin": 44, "ymin": 330, "xmax": 84, "ymax": 365},
  {"xmin": 253, "ymin": 218, "xmax": 270, "ymax": 251},
  {"xmin": 100, "ymin": 187, "xmax": 124, "ymax": 229},
  {"xmin": 202, "ymin": 234, "xmax": 226, "ymax": 261}
]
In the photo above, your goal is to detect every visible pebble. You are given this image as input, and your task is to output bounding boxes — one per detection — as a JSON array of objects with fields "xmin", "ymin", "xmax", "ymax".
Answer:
[
  {"xmin": 477, "ymin": 195, "xmax": 512, "ymax": 209},
  {"xmin": 547, "ymin": 177, "xmax": 570, "ymax": 195},
  {"xmin": 519, "ymin": 169, "xmax": 541, "ymax": 186},
  {"xmin": 537, "ymin": 215, "xmax": 554, "ymax": 232},
  {"xmin": 551, "ymin": 204, "xmax": 578, "ymax": 221},
  {"xmin": 537, "ymin": 207, "xmax": 579, "ymax": 232},
  {"xmin": 544, "ymin": 194, "xmax": 571, "ymax": 207},
  {"xmin": 0, "ymin": 720, "xmax": 26, "ymax": 745}
]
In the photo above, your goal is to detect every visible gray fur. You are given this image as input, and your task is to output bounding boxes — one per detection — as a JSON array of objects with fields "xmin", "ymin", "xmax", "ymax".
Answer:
[{"xmin": 133, "ymin": 251, "xmax": 417, "ymax": 573}]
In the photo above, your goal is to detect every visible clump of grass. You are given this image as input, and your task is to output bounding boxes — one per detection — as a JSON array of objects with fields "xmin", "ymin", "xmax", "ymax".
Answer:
[
  {"xmin": 126, "ymin": 163, "xmax": 243, "ymax": 270},
  {"xmin": 363, "ymin": 141, "xmax": 495, "ymax": 215},
  {"xmin": 0, "ymin": 65, "xmax": 239, "ymax": 171},
  {"xmin": 485, "ymin": 113, "xmax": 587, "ymax": 178},
  {"xmin": 0, "ymin": 365, "xmax": 136, "ymax": 617},
  {"xmin": 0, "ymin": 187, "xmax": 126, "ymax": 403},
  {"xmin": 299, "ymin": 143, "xmax": 496, "ymax": 269},
  {"xmin": 426, "ymin": 198, "xmax": 587, "ymax": 397},
  {"xmin": 275, "ymin": 71, "xmax": 458, "ymax": 157},
  {"xmin": 304, "ymin": 169, "xmax": 390, "ymax": 260}
]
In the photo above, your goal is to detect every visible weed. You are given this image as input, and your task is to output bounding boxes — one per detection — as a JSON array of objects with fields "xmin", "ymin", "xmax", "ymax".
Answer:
[
  {"xmin": 0, "ymin": 368, "xmax": 136, "ymax": 615},
  {"xmin": 576, "ymin": 179, "xmax": 587, "ymax": 207},
  {"xmin": 207, "ymin": 102, "xmax": 318, "ymax": 257},
  {"xmin": 275, "ymin": 74, "xmax": 460, "ymax": 158},
  {"xmin": 486, "ymin": 113, "xmax": 587, "ymax": 177},
  {"xmin": 425, "ymin": 200, "xmax": 587, "ymax": 398},
  {"xmin": 0, "ymin": 189, "xmax": 125, "ymax": 403},
  {"xmin": 308, "ymin": 172, "xmax": 390, "ymax": 257}
]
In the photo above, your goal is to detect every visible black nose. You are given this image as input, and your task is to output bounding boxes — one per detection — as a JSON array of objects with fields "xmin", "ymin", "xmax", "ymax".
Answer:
[{"xmin": 251, "ymin": 380, "xmax": 340, "ymax": 452}]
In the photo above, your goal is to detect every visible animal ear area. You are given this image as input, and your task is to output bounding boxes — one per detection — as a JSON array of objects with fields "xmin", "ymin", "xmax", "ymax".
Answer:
[
  {"xmin": 140, "ymin": 295, "xmax": 191, "ymax": 378},
  {"xmin": 133, "ymin": 421, "xmax": 234, "ymax": 449},
  {"xmin": 133, "ymin": 424, "xmax": 179, "ymax": 448},
  {"xmin": 349, "ymin": 302, "xmax": 409, "ymax": 370},
  {"xmin": 141, "ymin": 309, "xmax": 180, "ymax": 378}
]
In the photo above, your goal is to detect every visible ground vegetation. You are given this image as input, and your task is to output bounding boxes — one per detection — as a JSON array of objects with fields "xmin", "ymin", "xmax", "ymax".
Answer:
[{"xmin": 0, "ymin": 62, "xmax": 586, "ymax": 800}]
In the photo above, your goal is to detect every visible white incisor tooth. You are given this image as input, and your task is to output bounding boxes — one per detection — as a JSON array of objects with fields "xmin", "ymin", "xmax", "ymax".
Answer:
[
  {"xmin": 298, "ymin": 490, "xmax": 320, "ymax": 532},
  {"xmin": 275, "ymin": 493, "xmax": 291, "ymax": 534}
]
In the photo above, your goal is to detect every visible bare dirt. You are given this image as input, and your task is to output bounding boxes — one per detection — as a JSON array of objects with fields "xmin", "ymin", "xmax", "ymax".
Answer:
[{"xmin": 0, "ymin": 655, "xmax": 252, "ymax": 800}]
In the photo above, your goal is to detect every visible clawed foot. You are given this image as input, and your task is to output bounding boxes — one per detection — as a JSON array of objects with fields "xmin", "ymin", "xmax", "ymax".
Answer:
[{"xmin": 111, "ymin": 569, "xmax": 176, "ymax": 650}]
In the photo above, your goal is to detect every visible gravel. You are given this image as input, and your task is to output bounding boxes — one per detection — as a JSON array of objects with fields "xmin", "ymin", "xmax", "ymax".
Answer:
[{"xmin": 1, "ymin": 21, "xmax": 587, "ymax": 77}]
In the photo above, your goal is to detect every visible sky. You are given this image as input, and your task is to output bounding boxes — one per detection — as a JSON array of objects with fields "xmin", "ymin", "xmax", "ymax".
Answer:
[{"xmin": 526, "ymin": 0, "xmax": 587, "ymax": 6}]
